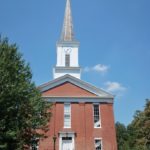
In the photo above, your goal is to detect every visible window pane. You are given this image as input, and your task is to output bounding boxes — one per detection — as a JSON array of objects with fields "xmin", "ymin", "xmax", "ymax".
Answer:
[
  {"xmin": 95, "ymin": 139, "xmax": 102, "ymax": 150},
  {"xmin": 64, "ymin": 103, "xmax": 71, "ymax": 128},
  {"xmin": 64, "ymin": 104, "xmax": 70, "ymax": 113},
  {"xmin": 65, "ymin": 54, "xmax": 70, "ymax": 67},
  {"xmin": 93, "ymin": 105, "xmax": 100, "ymax": 127}
]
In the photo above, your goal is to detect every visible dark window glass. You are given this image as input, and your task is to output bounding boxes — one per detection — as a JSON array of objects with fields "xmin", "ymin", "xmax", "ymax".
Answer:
[
  {"xmin": 94, "ymin": 105, "xmax": 100, "ymax": 127},
  {"xmin": 62, "ymin": 137, "xmax": 72, "ymax": 140},
  {"xmin": 95, "ymin": 139, "xmax": 102, "ymax": 150},
  {"xmin": 65, "ymin": 54, "xmax": 70, "ymax": 67}
]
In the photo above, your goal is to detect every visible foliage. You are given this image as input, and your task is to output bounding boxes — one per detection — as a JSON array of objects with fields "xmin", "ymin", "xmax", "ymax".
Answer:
[
  {"xmin": 128, "ymin": 99, "xmax": 150, "ymax": 150},
  {"xmin": 115, "ymin": 122, "xmax": 129, "ymax": 150},
  {"xmin": 0, "ymin": 37, "xmax": 51, "ymax": 150},
  {"xmin": 116, "ymin": 99, "xmax": 150, "ymax": 150}
]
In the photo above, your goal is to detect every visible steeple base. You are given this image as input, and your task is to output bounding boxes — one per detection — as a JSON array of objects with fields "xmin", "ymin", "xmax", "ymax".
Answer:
[{"xmin": 53, "ymin": 67, "xmax": 81, "ymax": 79}]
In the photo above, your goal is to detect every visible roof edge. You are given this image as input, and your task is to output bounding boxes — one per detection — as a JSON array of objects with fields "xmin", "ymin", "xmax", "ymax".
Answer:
[{"xmin": 38, "ymin": 74, "xmax": 114, "ymax": 98}]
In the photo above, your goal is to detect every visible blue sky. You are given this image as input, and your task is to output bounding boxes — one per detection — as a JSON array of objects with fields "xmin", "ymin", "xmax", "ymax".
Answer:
[{"xmin": 0, "ymin": 0, "xmax": 150, "ymax": 125}]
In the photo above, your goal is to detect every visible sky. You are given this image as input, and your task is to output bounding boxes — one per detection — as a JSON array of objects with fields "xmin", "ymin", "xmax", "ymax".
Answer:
[{"xmin": 0, "ymin": 0, "xmax": 150, "ymax": 125}]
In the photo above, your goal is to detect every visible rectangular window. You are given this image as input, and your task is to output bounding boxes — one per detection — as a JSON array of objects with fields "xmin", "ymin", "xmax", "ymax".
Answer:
[
  {"xmin": 65, "ymin": 54, "xmax": 70, "ymax": 67},
  {"xmin": 95, "ymin": 139, "xmax": 102, "ymax": 150},
  {"xmin": 93, "ymin": 104, "xmax": 100, "ymax": 128},
  {"xmin": 64, "ymin": 103, "xmax": 71, "ymax": 128}
]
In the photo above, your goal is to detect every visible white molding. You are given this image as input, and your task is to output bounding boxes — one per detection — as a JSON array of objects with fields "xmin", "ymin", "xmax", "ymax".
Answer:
[
  {"xmin": 56, "ymin": 41, "xmax": 80, "ymax": 47},
  {"xmin": 42, "ymin": 97, "xmax": 114, "ymax": 103},
  {"xmin": 64, "ymin": 126, "xmax": 71, "ymax": 129},
  {"xmin": 38, "ymin": 74, "xmax": 114, "ymax": 98}
]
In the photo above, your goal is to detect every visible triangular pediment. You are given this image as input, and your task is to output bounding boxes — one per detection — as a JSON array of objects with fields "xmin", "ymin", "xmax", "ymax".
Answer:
[
  {"xmin": 42, "ymin": 81, "xmax": 97, "ymax": 97},
  {"xmin": 38, "ymin": 75, "xmax": 114, "ymax": 98}
]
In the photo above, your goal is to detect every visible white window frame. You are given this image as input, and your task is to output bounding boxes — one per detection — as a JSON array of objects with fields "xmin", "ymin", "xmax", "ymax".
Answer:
[
  {"xmin": 64, "ymin": 103, "xmax": 71, "ymax": 128},
  {"xmin": 93, "ymin": 103, "xmax": 101, "ymax": 128},
  {"xmin": 94, "ymin": 138, "xmax": 102, "ymax": 150}
]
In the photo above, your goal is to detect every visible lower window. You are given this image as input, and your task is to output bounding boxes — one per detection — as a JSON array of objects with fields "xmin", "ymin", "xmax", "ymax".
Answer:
[
  {"xmin": 95, "ymin": 139, "xmax": 102, "ymax": 150},
  {"xmin": 31, "ymin": 145, "xmax": 38, "ymax": 150},
  {"xmin": 31, "ymin": 138, "xmax": 39, "ymax": 150}
]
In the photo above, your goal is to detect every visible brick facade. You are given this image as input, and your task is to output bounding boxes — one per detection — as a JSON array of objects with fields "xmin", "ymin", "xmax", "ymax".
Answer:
[{"xmin": 38, "ymin": 82, "xmax": 117, "ymax": 150}]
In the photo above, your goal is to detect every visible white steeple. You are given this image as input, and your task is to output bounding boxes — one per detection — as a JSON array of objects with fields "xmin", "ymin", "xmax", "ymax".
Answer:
[{"xmin": 53, "ymin": 0, "xmax": 81, "ymax": 79}]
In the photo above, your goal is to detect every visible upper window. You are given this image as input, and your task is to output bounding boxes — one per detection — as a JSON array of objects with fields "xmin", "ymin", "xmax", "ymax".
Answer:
[
  {"xmin": 93, "ymin": 104, "xmax": 101, "ymax": 128},
  {"xmin": 95, "ymin": 139, "xmax": 102, "ymax": 150},
  {"xmin": 65, "ymin": 54, "xmax": 70, "ymax": 67},
  {"xmin": 64, "ymin": 103, "xmax": 71, "ymax": 128}
]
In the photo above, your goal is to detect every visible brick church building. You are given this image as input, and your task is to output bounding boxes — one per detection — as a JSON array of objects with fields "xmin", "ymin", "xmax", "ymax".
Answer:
[{"xmin": 38, "ymin": 0, "xmax": 117, "ymax": 149}]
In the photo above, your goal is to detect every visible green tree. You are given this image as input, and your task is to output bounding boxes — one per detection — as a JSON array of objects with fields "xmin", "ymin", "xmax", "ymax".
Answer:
[
  {"xmin": 0, "ymin": 37, "xmax": 51, "ymax": 150},
  {"xmin": 128, "ymin": 99, "xmax": 150, "ymax": 150},
  {"xmin": 116, "ymin": 99, "xmax": 150, "ymax": 150},
  {"xmin": 115, "ymin": 122, "xmax": 129, "ymax": 150}
]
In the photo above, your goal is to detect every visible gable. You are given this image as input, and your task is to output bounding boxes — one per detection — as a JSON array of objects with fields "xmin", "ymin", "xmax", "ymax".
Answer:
[
  {"xmin": 38, "ymin": 74, "xmax": 114, "ymax": 98},
  {"xmin": 42, "ymin": 82, "xmax": 97, "ymax": 97}
]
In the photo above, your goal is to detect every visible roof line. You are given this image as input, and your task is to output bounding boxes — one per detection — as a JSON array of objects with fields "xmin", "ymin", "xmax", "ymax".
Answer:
[{"xmin": 38, "ymin": 74, "xmax": 114, "ymax": 98}]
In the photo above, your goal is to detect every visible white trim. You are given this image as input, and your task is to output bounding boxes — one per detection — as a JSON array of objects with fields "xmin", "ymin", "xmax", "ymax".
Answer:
[
  {"xmin": 94, "ymin": 138, "xmax": 103, "ymax": 150},
  {"xmin": 38, "ymin": 74, "xmax": 114, "ymax": 98},
  {"xmin": 59, "ymin": 132, "xmax": 75, "ymax": 150},
  {"xmin": 57, "ymin": 41, "xmax": 80, "ymax": 47},
  {"xmin": 43, "ymin": 97, "xmax": 114, "ymax": 103}
]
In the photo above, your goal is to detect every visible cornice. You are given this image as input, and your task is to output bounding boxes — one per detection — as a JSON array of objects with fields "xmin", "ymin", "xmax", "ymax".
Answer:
[
  {"xmin": 57, "ymin": 41, "xmax": 80, "ymax": 47},
  {"xmin": 42, "ymin": 96, "xmax": 114, "ymax": 103}
]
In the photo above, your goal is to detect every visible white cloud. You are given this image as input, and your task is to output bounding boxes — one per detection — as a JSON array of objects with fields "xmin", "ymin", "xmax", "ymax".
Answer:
[
  {"xmin": 84, "ymin": 67, "xmax": 91, "ymax": 72},
  {"xmin": 84, "ymin": 64, "xmax": 109, "ymax": 74},
  {"xmin": 93, "ymin": 64, "xmax": 109, "ymax": 73},
  {"xmin": 104, "ymin": 81, "xmax": 126, "ymax": 93}
]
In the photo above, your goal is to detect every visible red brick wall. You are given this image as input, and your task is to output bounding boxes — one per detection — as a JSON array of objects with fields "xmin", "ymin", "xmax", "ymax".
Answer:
[
  {"xmin": 100, "ymin": 104, "xmax": 117, "ymax": 150},
  {"xmin": 39, "ymin": 82, "xmax": 117, "ymax": 150},
  {"xmin": 38, "ymin": 103, "xmax": 117, "ymax": 150}
]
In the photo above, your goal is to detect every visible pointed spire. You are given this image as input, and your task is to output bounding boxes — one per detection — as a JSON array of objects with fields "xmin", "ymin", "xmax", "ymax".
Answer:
[{"xmin": 60, "ymin": 0, "xmax": 75, "ymax": 42}]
